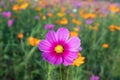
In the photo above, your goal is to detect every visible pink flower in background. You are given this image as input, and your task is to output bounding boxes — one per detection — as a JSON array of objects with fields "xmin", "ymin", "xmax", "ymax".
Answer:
[
  {"xmin": 0, "ymin": 1, "xmax": 5, "ymax": 5},
  {"xmin": 85, "ymin": 19, "xmax": 94, "ymax": 25},
  {"xmin": 44, "ymin": 24, "xmax": 55, "ymax": 30},
  {"xmin": 34, "ymin": 15, "xmax": 39, "ymax": 19},
  {"xmin": 90, "ymin": 75, "xmax": 99, "ymax": 80},
  {"xmin": 8, "ymin": 19, "xmax": 14, "ymax": 27},
  {"xmin": 2, "ymin": 11, "xmax": 11, "ymax": 18},
  {"xmin": 38, "ymin": 27, "xmax": 81, "ymax": 66}
]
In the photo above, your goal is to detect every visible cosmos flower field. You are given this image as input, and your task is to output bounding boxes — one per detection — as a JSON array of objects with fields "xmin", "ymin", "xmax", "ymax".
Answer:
[{"xmin": 0, "ymin": 0, "xmax": 120, "ymax": 80}]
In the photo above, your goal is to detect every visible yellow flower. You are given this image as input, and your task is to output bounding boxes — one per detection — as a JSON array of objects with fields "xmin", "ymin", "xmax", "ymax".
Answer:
[
  {"xmin": 102, "ymin": 43, "xmax": 109, "ymax": 48},
  {"xmin": 71, "ymin": 53, "xmax": 85, "ymax": 67},
  {"xmin": 57, "ymin": 12, "xmax": 65, "ymax": 17},
  {"xmin": 89, "ymin": 26, "xmax": 98, "ymax": 31},
  {"xmin": 20, "ymin": 3, "xmax": 29, "ymax": 10},
  {"xmin": 18, "ymin": 0, "xmax": 23, "ymax": 3},
  {"xmin": 27, "ymin": 37, "xmax": 40, "ymax": 46},
  {"xmin": 115, "ymin": 26, "xmax": 120, "ymax": 31},
  {"xmin": 35, "ymin": 6, "xmax": 42, "ymax": 11},
  {"xmin": 70, "ymin": 31, "xmax": 78, "ymax": 37},
  {"xmin": 17, "ymin": 33, "xmax": 24, "ymax": 39},
  {"xmin": 0, "ymin": 8, "xmax": 3, "ymax": 12},
  {"xmin": 87, "ymin": 0, "xmax": 93, "ymax": 2},
  {"xmin": 73, "ymin": 27, "xmax": 79, "ymax": 32},
  {"xmin": 42, "ymin": 16, "xmax": 46, "ymax": 20}
]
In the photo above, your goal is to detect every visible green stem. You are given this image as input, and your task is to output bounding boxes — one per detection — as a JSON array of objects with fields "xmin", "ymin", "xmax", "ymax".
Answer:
[
  {"xmin": 66, "ymin": 67, "xmax": 69, "ymax": 80},
  {"xmin": 60, "ymin": 65, "xmax": 62, "ymax": 80},
  {"xmin": 47, "ymin": 64, "xmax": 51, "ymax": 80}
]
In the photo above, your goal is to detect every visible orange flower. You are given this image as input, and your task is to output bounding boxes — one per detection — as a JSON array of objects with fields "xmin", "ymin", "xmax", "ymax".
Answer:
[
  {"xmin": 47, "ymin": 13, "xmax": 53, "ymax": 17},
  {"xmin": 17, "ymin": 33, "xmax": 24, "ymax": 39},
  {"xmin": 82, "ymin": 13, "xmax": 96, "ymax": 19},
  {"xmin": 109, "ymin": 5, "xmax": 119, "ymax": 13},
  {"xmin": 102, "ymin": 43, "xmax": 109, "ymax": 48},
  {"xmin": 109, "ymin": 25, "xmax": 116, "ymax": 32},
  {"xmin": 70, "ymin": 31, "xmax": 78, "ymax": 37},
  {"xmin": 99, "ymin": 14, "xmax": 106, "ymax": 18},
  {"xmin": 61, "ymin": 7, "xmax": 66, "ymax": 12},
  {"xmin": 59, "ymin": 17, "xmax": 68, "ymax": 25},
  {"xmin": 12, "ymin": 4, "xmax": 20, "ymax": 11},
  {"xmin": 71, "ymin": 53, "xmax": 85, "ymax": 67},
  {"xmin": 72, "ymin": 19, "xmax": 82, "ymax": 25},
  {"xmin": 76, "ymin": 21, "xmax": 82, "ymax": 26},
  {"xmin": 79, "ymin": 10, "xmax": 85, "ymax": 16},
  {"xmin": 39, "ymin": 12, "xmax": 43, "ymax": 16},
  {"xmin": 72, "ymin": 19, "xmax": 76, "ymax": 23},
  {"xmin": 39, "ymin": 1, "xmax": 47, "ymax": 7},
  {"xmin": 27, "ymin": 37, "xmax": 40, "ymax": 46},
  {"xmin": 69, "ymin": 13, "xmax": 75, "ymax": 17}
]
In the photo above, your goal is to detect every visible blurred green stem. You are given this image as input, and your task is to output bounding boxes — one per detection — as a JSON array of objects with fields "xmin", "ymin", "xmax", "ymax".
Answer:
[
  {"xmin": 66, "ymin": 67, "xmax": 69, "ymax": 80},
  {"xmin": 47, "ymin": 64, "xmax": 51, "ymax": 80},
  {"xmin": 60, "ymin": 65, "xmax": 62, "ymax": 80}
]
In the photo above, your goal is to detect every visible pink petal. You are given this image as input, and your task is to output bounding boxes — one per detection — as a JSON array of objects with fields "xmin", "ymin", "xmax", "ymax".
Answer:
[
  {"xmin": 46, "ymin": 30, "xmax": 57, "ymax": 43},
  {"xmin": 63, "ymin": 52, "xmax": 78, "ymax": 66},
  {"xmin": 42, "ymin": 53, "xmax": 62, "ymax": 65},
  {"xmin": 56, "ymin": 27, "xmax": 70, "ymax": 41},
  {"xmin": 67, "ymin": 37, "xmax": 81, "ymax": 52},
  {"xmin": 38, "ymin": 40, "xmax": 51, "ymax": 53}
]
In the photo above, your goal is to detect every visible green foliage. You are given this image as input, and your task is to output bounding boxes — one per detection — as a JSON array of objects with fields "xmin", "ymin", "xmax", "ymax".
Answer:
[{"xmin": 0, "ymin": 0, "xmax": 120, "ymax": 80}]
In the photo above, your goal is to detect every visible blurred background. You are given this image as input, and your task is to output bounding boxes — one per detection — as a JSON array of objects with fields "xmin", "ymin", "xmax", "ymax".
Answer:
[{"xmin": 0, "ymin": 0, "xmax": 120, "ymax": 80}]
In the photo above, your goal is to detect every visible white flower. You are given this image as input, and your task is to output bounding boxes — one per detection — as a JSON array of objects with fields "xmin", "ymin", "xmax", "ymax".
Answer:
[{"xmin": 73, "ymin": 8, "xmax": 77, "ymax": 13}]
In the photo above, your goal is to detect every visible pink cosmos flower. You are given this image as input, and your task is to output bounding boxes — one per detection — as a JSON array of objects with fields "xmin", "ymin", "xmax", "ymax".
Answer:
[
  {"xmin": 2, "ymin": 11, "xmax": 11, "ymax": 18},
  {"xmin": 90, "ymin": 75, "xmax": 99, "ymax": 80},
  {"xmin": 34, "ymin": 15, "xmax": 39, "ymax": 19},
  {"xmin": 38, "ymin": 27, "xmax": 82, "ymax": 66},
  {"xmin": 44, "ymin": 24, "xmax": 55, "ymax": 30},
  {"xmin": 85, "ymin": 19, "xmax": 94, "ymax": 25},
  {"xmin": 8, "ymin": 19, "xmax": 14, "ymax": 27}
]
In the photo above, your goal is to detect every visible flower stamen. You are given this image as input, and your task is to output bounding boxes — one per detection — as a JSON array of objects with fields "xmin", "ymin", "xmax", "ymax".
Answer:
[{"xmin": 54, "ymin": 45, "xmax": 64, "ymax": 54}]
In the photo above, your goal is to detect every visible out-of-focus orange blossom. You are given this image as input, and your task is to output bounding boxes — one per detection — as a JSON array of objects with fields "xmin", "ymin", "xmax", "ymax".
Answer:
[
  {"xmin": 27, "ymin": 37, "xmax": 40, "ymax": 46},
  {"xmin": 70, "ymin": 31, "xmax": 78, "ymax": 37},
  {"xmin": 17, "ymin": 33, "xmax": 24, "ymax": 39},
  {"xmin": 102, "ymin": 43, "xmax": 109, "ymax": 48},
  {"xmin": 110, "ymin": 5, "xmax": 119, "ymax": 13},
  {"xmin": 71, "ymin": 53, "xmax": 85, "ymax": 67}
]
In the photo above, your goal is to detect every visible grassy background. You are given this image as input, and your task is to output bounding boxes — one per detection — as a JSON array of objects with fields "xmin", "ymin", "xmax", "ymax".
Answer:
[{"xmin": 0, "ymin": 0, "xmax": 120, "ymax": 80}]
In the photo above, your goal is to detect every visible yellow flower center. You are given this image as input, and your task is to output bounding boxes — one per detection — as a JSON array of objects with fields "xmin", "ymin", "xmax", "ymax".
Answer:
[{"xmin": 54, "ymin": 45, "xmax": 64, "ymax": 54}]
